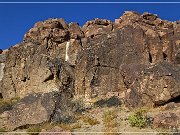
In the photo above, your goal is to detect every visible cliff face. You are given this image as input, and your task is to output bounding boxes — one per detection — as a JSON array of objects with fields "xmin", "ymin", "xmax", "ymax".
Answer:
[{"xmin": 0, "ymin": 11, "xmax": 180, "ymax": 129}]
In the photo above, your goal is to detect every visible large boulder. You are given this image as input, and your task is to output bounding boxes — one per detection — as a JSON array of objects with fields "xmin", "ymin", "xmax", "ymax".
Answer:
[{"xmin": 1, "ymin": 91, "xmax": 74, "ymax": 131}]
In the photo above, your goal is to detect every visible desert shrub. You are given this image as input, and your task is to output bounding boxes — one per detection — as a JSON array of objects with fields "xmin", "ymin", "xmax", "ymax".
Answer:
[
  {"xmin": 26, "ymin": 122, "xmax": 80, "ymax": 134},
  {"xmin": 103, "ymin": 108, "xmax": 119, "ymax": 134},
  {"xmin": 128, "ymin": 108, "xmax": 147, "ymax": 128},
  {"xmin": 103, "ymin": 109, "xmax": 118, "ymax": 128},
  {"xmin": 58, "ymin": 123, "xmax": 81, "ymax": 131},
  {"xmin": 80, "ymin": 115, "xmax": 100, "ymax": 126}
]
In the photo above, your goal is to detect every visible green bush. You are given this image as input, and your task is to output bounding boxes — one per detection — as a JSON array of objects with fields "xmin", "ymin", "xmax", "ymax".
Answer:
[{"xmin": 128, "ymin": 108, "xmax": 147, "ymax": 128}]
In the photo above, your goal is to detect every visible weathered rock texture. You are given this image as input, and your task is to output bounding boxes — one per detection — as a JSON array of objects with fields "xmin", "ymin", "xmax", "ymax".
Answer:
[
  {"xmin": 123, "ymin": 62, "xmax": 180, "ymax": 108},
  {"xmin": 1, "ymin": 91, "xmax": 74, "ymax": 130},
  {"xmin": 1, "ymin": 18, "xmax": 80, "ymax": 99},
  {"xmin": 0, "ymin": 11, "xmax": 180, "ymax": 129},
  {"xmin": 75, "ymin": 12, "xmax": 180, "ymax": 108}
]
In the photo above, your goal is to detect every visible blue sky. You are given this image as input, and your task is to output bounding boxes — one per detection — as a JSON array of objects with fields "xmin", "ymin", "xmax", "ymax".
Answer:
[{"xmin": 0, "ymin": 2, "xmax": 180, "ymax": 49}]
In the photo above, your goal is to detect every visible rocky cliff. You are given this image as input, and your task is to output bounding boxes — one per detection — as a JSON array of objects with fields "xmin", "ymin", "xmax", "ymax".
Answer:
[{"xmin": 0, "ymin": 11, "xmax": 180, "ymax": 131}]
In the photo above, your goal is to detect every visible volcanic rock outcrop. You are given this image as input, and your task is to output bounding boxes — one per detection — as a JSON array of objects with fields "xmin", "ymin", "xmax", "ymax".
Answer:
[
  {"xmin": 1, "ymin": 91, "xmax": 74, "ymax": 130},
  {"xmin": 0, "ymin": 11, "xmax": 180, "ymax": 130}
]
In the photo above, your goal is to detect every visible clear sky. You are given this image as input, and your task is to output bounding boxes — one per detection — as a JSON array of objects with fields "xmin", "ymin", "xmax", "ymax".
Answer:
[{"xmin": 0, "ymin": 1, "xmax": 180, "ymax": 49}]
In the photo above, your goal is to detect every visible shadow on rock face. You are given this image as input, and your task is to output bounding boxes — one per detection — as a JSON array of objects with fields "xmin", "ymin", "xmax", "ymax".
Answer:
[{"xmin": 94, "ymin": 96, "xmax": 122, "ymax": 108}]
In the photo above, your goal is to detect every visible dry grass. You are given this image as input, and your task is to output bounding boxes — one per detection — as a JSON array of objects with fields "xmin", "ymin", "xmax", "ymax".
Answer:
[
  {"xmin": 103, "ymin": 109, "xmax": 118, "ymax": 126},
  {"xmin": 58, "ymin": 123, "xmax": 81, "ymax": 131},
  {"xmin": 79, "ymin": 115, "xmax": 100, "ymax": 126},
  {"xmin": 103, "ymin": 108, "xmax": 119, "ymax": 134},
  {"xmin": 26, "ymin": 121, "xmax": 81, "ymax": 133}
]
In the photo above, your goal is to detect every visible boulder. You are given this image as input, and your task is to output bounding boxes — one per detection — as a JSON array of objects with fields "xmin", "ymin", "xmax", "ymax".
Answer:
[{"xmin": 2, "ymin": 91, "xmax": 74, "ymax": 131}]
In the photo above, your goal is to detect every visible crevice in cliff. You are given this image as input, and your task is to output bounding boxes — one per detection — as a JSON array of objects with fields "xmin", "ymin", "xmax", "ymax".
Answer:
[
  {"xmin": 120, "ymin": 71, "xmax": 129, "ymax": 90},
  {"xmin": 13, "ymin": 123, "xmax": 42, "ymax": 131},
  {"xmin": 90, "ymin": 35, "xmax": 94, "ymax": 38},
  {"xmin": 163, "ymin": 52, "xmax": 168, "ymax": 61},
  {"xmin": 154, "ymin": 95, "xmax": 180, "ymax": 107},
  {"xmin": 90, "ymin": 68, "xmax": 99, "ymax": 87},
  {"xmin": 168, "ymin": 95, "xmax": 180, "ymax": 103},
  {"xmin": 49, "ymin": 105, "xmax": 57, "ymax": 123},
  {"xmin": 10, "ymin": 75, "xmax": 17, "ymax": 95},
  {"xmin": 13, "ymin": 124, "xmax": 29, "ymax": 131},
  {"xmin": 0, "ymin": 93, "xmax": 3, "ymax": 99},
  {"xmin": 149, "ymin": 52, "xmax": 152, "ymax": 63},
  {"xmin": 43, "ymin": 74, "xmax": 54, "ymax": 82}
]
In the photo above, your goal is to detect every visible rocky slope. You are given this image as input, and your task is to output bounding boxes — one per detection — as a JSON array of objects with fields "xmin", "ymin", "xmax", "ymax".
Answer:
[{"xmin": 0, "ymin": 11, "xmax": 179, "ymax": 132}]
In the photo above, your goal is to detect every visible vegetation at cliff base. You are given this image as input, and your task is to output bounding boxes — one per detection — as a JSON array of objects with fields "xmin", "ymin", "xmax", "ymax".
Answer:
[{"xmin": 128, "ymin": 108, "xmax": 148, "ymax": 128}]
